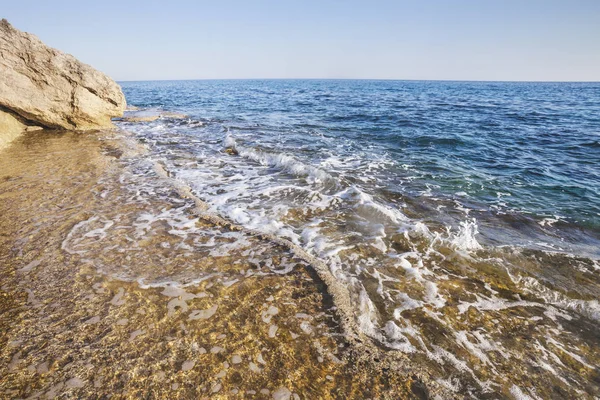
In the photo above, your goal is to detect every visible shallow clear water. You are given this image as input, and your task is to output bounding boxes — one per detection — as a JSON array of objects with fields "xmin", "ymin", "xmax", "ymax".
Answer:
[{"xmin": 116, "ymin": 80, "xmax": 600, "ymax": 397}]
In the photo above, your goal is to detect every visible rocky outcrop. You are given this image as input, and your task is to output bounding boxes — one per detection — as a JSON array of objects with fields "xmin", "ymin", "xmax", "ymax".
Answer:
[{"xmin": 0, "ymin": 19, "xmax": 125, "ymax": 148}]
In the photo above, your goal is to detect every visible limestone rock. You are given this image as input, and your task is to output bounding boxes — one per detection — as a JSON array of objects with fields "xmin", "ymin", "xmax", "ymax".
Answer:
[
  {"xmin": 117, "ymin": 114, "xmax": 161, "ymax": 123},
  {"xmin": 0, "ymin": 19, "xmax": 125, "ymax": 145},
  {"xmin": 0, "ymin": 108, "xmax": 42, "ymax": 149}
]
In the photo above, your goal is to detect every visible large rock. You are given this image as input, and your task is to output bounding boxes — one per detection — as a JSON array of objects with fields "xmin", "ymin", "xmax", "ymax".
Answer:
[{"xmin": 0, "ymin": 19, "xmax": 125, "ymax": 147}]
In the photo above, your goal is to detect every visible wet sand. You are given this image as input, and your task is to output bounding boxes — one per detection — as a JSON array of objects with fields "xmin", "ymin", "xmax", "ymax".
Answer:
[{"xmin": 0, "ymin": 130, "xmax": 428, "ymax": 399}]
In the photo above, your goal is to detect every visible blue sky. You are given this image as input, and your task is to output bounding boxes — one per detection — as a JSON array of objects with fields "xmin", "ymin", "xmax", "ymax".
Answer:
[{"xmin": 3, "ymin": 0, "xmax": 599, "ymax": 81}]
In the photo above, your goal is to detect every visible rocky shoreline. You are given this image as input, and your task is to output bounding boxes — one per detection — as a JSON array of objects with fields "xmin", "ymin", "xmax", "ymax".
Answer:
[
  {"xmin": 0, "ymin": 125, "xmax": 435, "ymax": 399},
  {"xmin": 0, "ymin": 21, "xmax": 437, "ymax": 399},
  {"xmin": 0, "ymin": 19, "xmax": 125, "ymax": 149}
]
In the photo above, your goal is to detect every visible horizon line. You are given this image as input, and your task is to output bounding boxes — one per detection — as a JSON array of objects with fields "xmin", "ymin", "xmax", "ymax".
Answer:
[{"xmin": 116, "ymin": 78, "xmax": 600, "ymax": 84}]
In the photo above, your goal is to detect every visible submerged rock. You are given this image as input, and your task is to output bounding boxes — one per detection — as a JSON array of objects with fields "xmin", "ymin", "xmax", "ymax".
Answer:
[
  {"xmin": 0, "ymin": 19, "xmax": 125, "ymax": 147},
  {"xmin": 114, "ymin": 109, "xmax": 189, "ymax": 122}
]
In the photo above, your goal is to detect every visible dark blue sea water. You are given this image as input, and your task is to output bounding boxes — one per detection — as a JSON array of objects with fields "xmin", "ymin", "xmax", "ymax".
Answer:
[
  {"xmin": 120, "ymin": 80, "xmax": 600, "ymax": 256},
  {"xmin": 115, "ymin": 80, "xmax": 600, "ymax": 396}
]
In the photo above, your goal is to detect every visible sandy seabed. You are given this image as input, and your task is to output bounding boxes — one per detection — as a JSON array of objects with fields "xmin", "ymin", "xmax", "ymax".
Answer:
[
  {"xmin": 0, "ymin": 130, "xmax": 428, "ymax": 399},
  {"xmin": 2, "ymin": 128, "xmax": 599, "ymax": 400}
]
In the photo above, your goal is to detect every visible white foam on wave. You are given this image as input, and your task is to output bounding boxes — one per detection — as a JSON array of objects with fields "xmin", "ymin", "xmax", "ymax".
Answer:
[
  {"xmin": 538, "ymin": 215, "xmax": 563, "ymax": 227},
  {"xmin": 355, "ymin": 285, "xmax": 419, "ymax": 353},
  {"xmin": 239, "ymin": 146, "xmax": 334, "ymax": 185},
  {"xmin": 137, "ymin": 273, "xmax": 218, "ymax": 290},
  {"xmin": 223, "ymin": 133, "xmax": 237, "ymax": 150},
  {"xmin": 337, "ymin": 186, "xmax": 408, "ymax": 224},
  {"xmin": 448, "ymin": 219, "xmax": 483, "ymax": 251},
  {"xmin": 454, "ymin": 330, "xmax": 493, "ymax": 366},
  {"xmin": 518, "ymin": 275, "xmax": 600, "ymax": 321},
  {"xmin": 509, "ymin": 385, "xmax": 535, "ymax": 400},
  {"xmin": 424, "ymin": 280, "xmax": 446, "ymax": 308},
  {"xmin": 531, "ymin": 340, "xmax": 570, "ymax": 385},
  {"xmin": 393, "ymin": 253, "xmax": 425, "ymax": 281},
  {"xmin": 457, "ymin": 293, "xmax": 541, "ymax": 315},
  {"xmin": 382, "ymin": 321, "xmax": 417, "ymax": 352},
  {"xmin": 61, "ymin": 216, "xmax": 115, "ymax": 255},
  {"xmin": 392, "ymin": 293, "xmax": 423, "ymax": 318}
]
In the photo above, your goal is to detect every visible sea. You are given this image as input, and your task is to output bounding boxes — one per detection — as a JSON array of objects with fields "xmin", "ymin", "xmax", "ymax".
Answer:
[{"xmin": 115, "ymin": 80, "xmax": 600, "ymax": 397}]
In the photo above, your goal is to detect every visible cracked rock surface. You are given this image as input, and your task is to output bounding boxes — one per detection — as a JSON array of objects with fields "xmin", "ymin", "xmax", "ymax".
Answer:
[{"xmin": 0, "ymin": 19, "xmax": 125, "ymax": 148}]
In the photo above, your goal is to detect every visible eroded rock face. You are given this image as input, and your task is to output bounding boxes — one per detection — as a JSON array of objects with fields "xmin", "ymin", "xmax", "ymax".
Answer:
[{"xmin": 0, "ymin": 19, "xmax": 125, "ymax": 147}]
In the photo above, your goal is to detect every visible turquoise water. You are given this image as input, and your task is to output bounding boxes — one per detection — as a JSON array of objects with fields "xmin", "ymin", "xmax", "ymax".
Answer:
[{"xmin": 116, "ymin": 80, "xmax": 600, "ymax": 397}]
